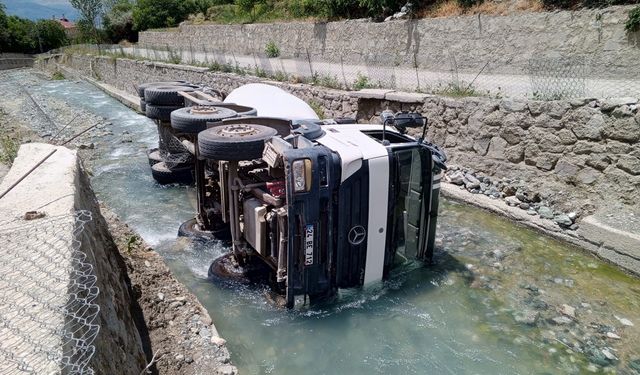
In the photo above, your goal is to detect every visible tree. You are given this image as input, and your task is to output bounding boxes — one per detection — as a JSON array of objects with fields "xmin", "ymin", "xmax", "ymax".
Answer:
[
  {"xmin": 69, "ymin": 0, "xmax": 104, "ymax": 42},
  {"xmin": 132, "ymin": 0, "xmax": 199, "ymax": 30},
  {"xmin": 103, "ymin": 0, "xmax": 137, "ymax": 42},
  {"xmin": 0, "ymin": 4, "xmax": 10, "ymax": 51},
  {"xmin": 34, "ymin": 20, "xmax": 68, "ymax": 52}
]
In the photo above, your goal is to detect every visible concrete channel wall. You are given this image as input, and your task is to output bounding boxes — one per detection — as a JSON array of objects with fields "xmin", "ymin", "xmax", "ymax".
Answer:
[
  {"xmin": 37, "ymin": 53, "xmax": 640, "ymax": 274},
  {"xmin": 0, "ymin": 144, "xmax": 147, "ymax": 374},
  {"xmin": 0, "ymin": 54, "xmax": 34, "ymax": 70},
  {"xmin": 138, "ymin": 6, "xmax": 640, "ymax": 78}
]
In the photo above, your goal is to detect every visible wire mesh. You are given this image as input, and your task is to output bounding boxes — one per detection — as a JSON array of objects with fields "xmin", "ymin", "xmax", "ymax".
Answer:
[
  {"xmin": 156, "ymin": 123, "xmax": 194, "ymax": 167},
  {"xmin": 527, "ymin": 57, "xmax": 587, "ymax": 100},
  {"xmin": 0, "ymin": 210, "xmax": 100, "ymax": 375},
  {"xmin": 80, "ymin": 44, "xmax": 640, "ymax": 99}
]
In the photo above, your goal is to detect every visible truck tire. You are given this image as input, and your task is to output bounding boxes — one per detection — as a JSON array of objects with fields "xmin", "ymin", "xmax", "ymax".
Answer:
[
  {"xmin": 178, "ymin": 218, "xmax": 231, "ymax": 241},
  {"xmin": 170, "ymin": 107, "xmax": 238, "ymax": 134},
  {"xmin": 147, "ymin": 148, "xmax": 193, "ymax": 167},
  {"xmin": 140, "ymin": 99, "xmax": 146, "ymax": 112},
  {"xmin": 150, "ymin": 162, "xmax": 193, "ymax": 185},
  {"xmin": 146, "ymin": 104, "xmax": 182, "ymax": 121},
  {"xmin": 198, "ymin": 124, "xmax": 278, "ymax": 161},
  {"xmin": 136, "ymin": 80, "xmax": 189, "ymax": 98},
  {"xmin": 144, "ymin": 85, "xmax": 199, "ymax": 106}
]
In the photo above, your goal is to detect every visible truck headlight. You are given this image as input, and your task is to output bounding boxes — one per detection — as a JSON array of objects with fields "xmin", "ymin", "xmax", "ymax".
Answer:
[{"xmin": 292, "ymin": 159, "xmax": 312, "ymax": 192}]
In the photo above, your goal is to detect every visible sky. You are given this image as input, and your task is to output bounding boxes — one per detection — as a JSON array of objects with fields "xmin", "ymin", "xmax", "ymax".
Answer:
[{"xmin": 2, "ymin": 0, "xmax": 79, "ymax": 21}]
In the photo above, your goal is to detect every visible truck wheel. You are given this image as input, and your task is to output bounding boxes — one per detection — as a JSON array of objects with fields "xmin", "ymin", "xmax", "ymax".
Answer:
[
  {"xmin": 170, "ymin": 106, "xmax": 238, "ymax": 134},
  {"xmin": 178, "ymin": 218, "xmax": 231, "ymax": 241},
  {"xmin": 146, "ymin": 104, "xmax": 182, "ymax": 121},
  {"xmin": 198, "ymin": 124, "xmax": 278, "ymax": 161},
  {"xmin": 136, "ymin": 80, "xmax": 189, "ymax": 98},
  {"xmin": 150, "ymin": 162, "xmax": 193, "ymax": 185},
  {"xmin": 144, "ymin": 85, "xmax": 199, "ymax": 106}
]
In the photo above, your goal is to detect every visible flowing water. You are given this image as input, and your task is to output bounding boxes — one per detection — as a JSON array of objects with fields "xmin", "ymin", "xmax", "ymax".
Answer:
[{"xmin": 25, "ymin": 75, "xmax": 640, "ymax": 375}]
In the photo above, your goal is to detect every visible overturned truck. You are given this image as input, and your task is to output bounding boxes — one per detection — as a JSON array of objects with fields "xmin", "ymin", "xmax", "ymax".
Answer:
[{"xmin": 147, "ymin": 83, "xmax": 447, "ymax": 308}]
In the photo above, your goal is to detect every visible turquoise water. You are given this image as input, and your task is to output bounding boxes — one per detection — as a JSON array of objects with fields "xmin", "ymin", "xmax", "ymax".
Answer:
[{"xmin": 27, "ymin": 75, "xmax": 640, "ymax": 375}]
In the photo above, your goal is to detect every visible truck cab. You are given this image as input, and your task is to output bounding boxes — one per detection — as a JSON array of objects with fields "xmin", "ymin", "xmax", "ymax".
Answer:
[{"xmin": 173, "ymin": 84, "xmax": 446, "ymax": 308}]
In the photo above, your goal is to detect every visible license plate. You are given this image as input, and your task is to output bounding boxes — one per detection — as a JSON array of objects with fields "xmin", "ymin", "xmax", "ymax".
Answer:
[{"xmin": 304, "ymin": 224, "xmax": 314, "ymax": 266}]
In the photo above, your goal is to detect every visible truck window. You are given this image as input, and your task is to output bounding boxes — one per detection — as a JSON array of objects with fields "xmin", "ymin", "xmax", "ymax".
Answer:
[{"xmin": 391, "ymin": 148, "xmax": 424, "ymax": 261}]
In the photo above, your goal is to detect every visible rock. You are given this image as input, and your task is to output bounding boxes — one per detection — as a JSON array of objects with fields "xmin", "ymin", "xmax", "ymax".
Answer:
[
  {"xmin": 586, "ymin": 155, "xmax": 611, "ymax": 171},
  {"xmin": 576, "ymin": 167, "xmax": 600, "ymax": 185},
  {"xmin": 600, "ymin": 97, "xmax": 638, "ymax": 111},
  {"xmin": 551, "ymin": 316, "xmax": 573, "ymax": 325},
  {"xmin": 175, "ymin": 354, "xmax": 185, "ymax": 362},
  {"xmin": 603, "ymin": 117, "xmax": 640, "ymax": 142},
  {"xmin": 629, "ymin": 358, "xmax": 640, "ymax": 372},
  {"xmin": 144, "ymin": 260, "xmax": 151, "ymax": 267},
  {"xmin": 586, "ymin": 363, "xmax": 599, "ymax": 373},
  {"xmin": 559, "ymin": 304, "xmax": 576, "ymax": 318},
  {"xmin": 555, "ymin": 160, "xmax": 579, "ymax": 180},
  {"xmin": 500, "ymin": 99, "xmax": 528, "ymax": 113},
  {"xmin": 601, "ymin": 348, "xmax": 617, "ymax": 361},
  {"xmin": 616, "ymin": 316, "xmax": 634, "ymax": 326},
  {"xmin": 557, "ymin": 129, "xmax": 577, "ymax": 145},
  {"xmin": 473, "ymin": 138, "xmax": 491, "ymax": 155},
  {"xmin": 605, "ymin": 332, "xmax": 621, "ymax": 339},
  {"xmin": 617, "ymin": 155, "xmax": 640, "ymax": 175},
  {"xmin": 554, "ymin": 214, "xmax": 573, "ymax": 227},
  {"xmin": 505, "ymin": 196, "xmax": 519, "ymax": 206},
  {"xmin": 157, "ymin": 292, "xmax": 165, "ymax": 301},
  {"xmin": 538, "ymin": 206, "xmax": 554, "ymax": 219},
  {"xmin": 211, "ymin": 336, "xmax": 227, "ymax": 347},
  {"xmin": 585, "ymin": 346, "xmax": 611, "ymax": 366},
  {"xmin": 504, "ymin": 144, "xmax": 525, "ymax": 163},
  {"xmin": 572, "ymin": 113, "xmax": 605, "ymax": 140},
  {"xmin": 447, "ymin": 171, "xmax": 465, "ymax": 185},
  {"xmin": 567, "ymin": 212, "xmax": 577, "ymax": 221},
  {"xmin": 527, "ymin": 209, "xmax": 537, "ymax": 215},
  {"xmin": 463, "ymin": 173, "xmax": 481, "ymax": 189},
  {"xmin": 611, "ymin": 105, "xmax": 634, "ymax": 118},
  {"xmin": 216, "ymin": 365, "xmax": 239, "ymax": 375},
  {"xmin": 519, "ymin": 202, "xmax": 530, "ymax": 210},
  {"xmin": 514, "ymin": 310, "xmax": 540, "ymax": 325},
  {"xmin": 535, "ymin": 153, "xmax": 560, "ymax": 171},
  {"xmin": 499, "ymin": 125, "xmax": 525, "ymax": 145},
  {"xmin": 487, "ymin": 137, "xmax": 507, "ymax": 158}
]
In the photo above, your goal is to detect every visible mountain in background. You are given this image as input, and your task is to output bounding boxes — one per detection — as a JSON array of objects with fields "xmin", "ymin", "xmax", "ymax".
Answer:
[{"xmin": 2, "ymin": 0, "xmax": 79, "ymax": 21}]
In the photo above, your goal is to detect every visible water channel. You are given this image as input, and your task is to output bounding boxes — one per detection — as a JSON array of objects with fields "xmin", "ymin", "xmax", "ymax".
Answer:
[{"xmin": 28, "ymin": 75, "xmax": 640, "ymax": 375}]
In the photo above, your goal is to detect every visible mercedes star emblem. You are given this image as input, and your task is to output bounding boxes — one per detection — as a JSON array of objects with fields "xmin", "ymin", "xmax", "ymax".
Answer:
[{"xmin": 348, "ymin": 225, "xmax": 366, "ymax": 246}]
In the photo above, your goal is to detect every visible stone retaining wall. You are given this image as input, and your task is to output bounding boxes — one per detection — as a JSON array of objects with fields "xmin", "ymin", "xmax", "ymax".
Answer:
[
  {"xmin": 40, "ymin": 54, "xmax": 640, "ymax": 215},
  {"xmin": 138, "ymin": 6, "xmax": 640, "ymax": 78}
]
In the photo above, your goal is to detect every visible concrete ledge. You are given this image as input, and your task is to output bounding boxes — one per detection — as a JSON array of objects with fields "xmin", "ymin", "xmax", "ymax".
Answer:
[
  {"xmin": 349, "ymin": 88, "xmax": 394, "ymax": 99},
  {"xmin": 385, "ymin": 91, "xmax": 431, "ymax": 103}
]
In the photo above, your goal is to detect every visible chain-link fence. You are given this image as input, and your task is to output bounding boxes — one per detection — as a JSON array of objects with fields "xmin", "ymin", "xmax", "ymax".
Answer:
[
  {"xmin": 0, "ymin": 211, "xmax": 100, "ymax": 375},
  {"xmin": 49, "ymin": 44, "xmax": 640, "ymax": 100}
]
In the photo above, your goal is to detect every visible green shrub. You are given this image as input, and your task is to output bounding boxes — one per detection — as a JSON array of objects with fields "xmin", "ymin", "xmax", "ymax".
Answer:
[
  {"xmin": 353, "ymin": 73, "xmax": 373, "ymax": 90},
  {"xmin": 265, "ymin": 41, "xmax": 280, "ymax": 58},
  {"xmin": 52, "ymin": 70, "xmax": 65, "ymax": 80},
  {"xmin": 626, "ymin": 6, "xmax": 640, "ymax": 33}
]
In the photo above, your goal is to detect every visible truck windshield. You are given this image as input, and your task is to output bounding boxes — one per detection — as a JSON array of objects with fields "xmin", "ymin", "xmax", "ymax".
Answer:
[{"xmin": 390, "ymin": 147, "xmax": 426, "ymax": 261}]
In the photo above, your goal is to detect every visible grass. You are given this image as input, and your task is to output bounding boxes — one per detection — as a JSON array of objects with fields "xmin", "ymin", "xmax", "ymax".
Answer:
[
  {"xmin": 420, "ymin": 0, "xmax": 544, "ymax": 18},
  {"xmin": 353, "ymin": 73, "xmax": 374, "ymax": 90},
  {"xmin": 51, "ymin": 70, "xmax": 65, "ymax": 80},
  {"xmin": 308, "ymin": 100, "xmax": 325, "ymax": 119},
  {"xmin": 434, "ymin": 81, "xmax": 482, "ymax": 97},
  {"xmin": 0, "ymin": 110, "xmax": 19, "ymax": 166}
]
